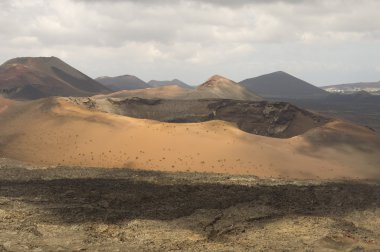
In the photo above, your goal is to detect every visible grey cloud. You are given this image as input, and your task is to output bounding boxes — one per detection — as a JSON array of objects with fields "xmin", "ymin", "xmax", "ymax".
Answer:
[
  {"xmin": 0, "ymin": 0, "xmax": 379, "ymax": 85},
  {"xmin": 75, "ymin": 0, "xmax": 308, "ymax": 4}
]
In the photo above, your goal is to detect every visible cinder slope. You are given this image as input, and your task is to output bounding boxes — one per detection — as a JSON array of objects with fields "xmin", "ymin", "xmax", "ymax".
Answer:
[
  {"xmin": 97, "ymin": 75, "xmax": 262, "ymax": 101},
  {"xmin": 0, "ymin": 57, "xmax": 110, "ymax": 99},
  {"xmin": 240, "ymin": 71, "xmax": 328, "ymax": 99},
  {"xmin": 0, "ymin": 97, "xmax": 379, "ymax": 180},
  {"xmin": 96, "ymin": 75, "xmax": 150, "ymax": 91}
]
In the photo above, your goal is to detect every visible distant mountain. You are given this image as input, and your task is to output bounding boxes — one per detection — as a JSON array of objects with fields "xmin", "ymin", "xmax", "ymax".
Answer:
[
  {"xmin": 322, "ymin": 82, "xmax": 380, "ymax": 95},
  {"xmin": 96, "ymin": 75, "xmax": 150, "ymax": 91},
  {"xmin": 240, "ymin": 71, "xmax": 328, "ymax": 99},
  {"xmin": 0, "ymin": 56, "xmax": 110, "ymax": 99},
  {"xmin": 97, "ymin": 75, "xmax": 262, "ymax": 101},
  {"xmin": 148, "ymin": 79, "xmax": 193, "ymax": 89}
]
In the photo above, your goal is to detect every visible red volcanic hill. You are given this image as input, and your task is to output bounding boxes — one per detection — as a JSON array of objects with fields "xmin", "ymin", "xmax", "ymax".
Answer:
[{"xmin": 0, "ymin": 56, "xmax": 110, "ymax": 99}]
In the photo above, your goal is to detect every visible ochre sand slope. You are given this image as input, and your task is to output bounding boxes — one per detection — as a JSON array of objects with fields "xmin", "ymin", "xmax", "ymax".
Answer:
[
  {"xmin": 0, "ymin": 97, "xmax": 379, "ymax": 179},
  {"xmin": 0, "ymin": 97, "xmax": 12, "ymax": 113}
]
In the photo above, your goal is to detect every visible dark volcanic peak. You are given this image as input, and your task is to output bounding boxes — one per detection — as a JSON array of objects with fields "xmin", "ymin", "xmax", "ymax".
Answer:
[
  {"xmin": 240, "ymin": 71, "xmax": 328, "ymax": 99},
  {"xmin": 0, "ymin": 56, "xmax": 109, "ymax": 99},
  {"xmin": 96, "ymin": 75, "xmax": 150, "ymax": 91}
]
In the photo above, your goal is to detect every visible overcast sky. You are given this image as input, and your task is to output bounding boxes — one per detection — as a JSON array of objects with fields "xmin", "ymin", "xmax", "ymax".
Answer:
[{"xmin": 1, "ymin": 0, "xmax": 379, "ymax": 86}]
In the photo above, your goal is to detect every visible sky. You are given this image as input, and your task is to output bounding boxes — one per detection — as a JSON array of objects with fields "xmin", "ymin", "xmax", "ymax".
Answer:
[{"xmin": 0, "ymin": 0, "xmax": 380, "ymax": 86}]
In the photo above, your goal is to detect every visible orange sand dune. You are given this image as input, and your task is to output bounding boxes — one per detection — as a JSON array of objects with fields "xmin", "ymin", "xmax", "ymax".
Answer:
[
  {"xmin": 0, "ymin": 97, "xmax": 379, "ymax": 180},
  {"xmin": 0, "ymin": 97, "xmax": 12, "ymax": 114}
]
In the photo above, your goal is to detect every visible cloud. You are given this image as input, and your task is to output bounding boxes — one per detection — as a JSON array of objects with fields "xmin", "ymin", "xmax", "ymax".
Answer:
[
  {"xmin": 75, "ymin": 0, "xmax": 308, "ymax": 6},
  {"xmin": 0, "ymin": 0, "xmax": 379, "ymax": 85},
  {"xmin": 10, "ymin": 36, "xmax": 40, "ymax": 46}
]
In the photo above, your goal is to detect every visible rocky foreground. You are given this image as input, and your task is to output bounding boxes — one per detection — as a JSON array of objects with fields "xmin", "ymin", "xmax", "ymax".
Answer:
[{"xmin": 1, "ymin": 159, "xmax": 380, "ymax": 251}]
